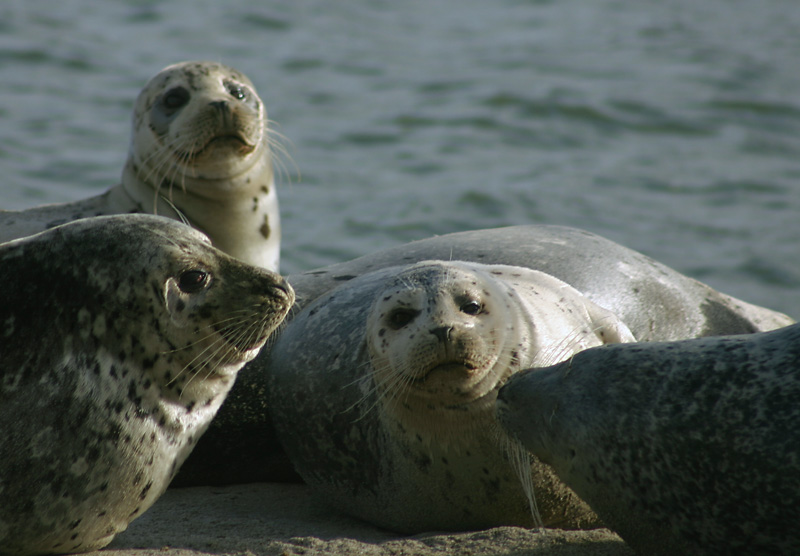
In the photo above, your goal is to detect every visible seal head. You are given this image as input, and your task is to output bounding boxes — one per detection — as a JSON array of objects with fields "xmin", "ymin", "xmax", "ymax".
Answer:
[{"xmin": 366, "ymin": 262, "xmax": 635, "ymax": 447}]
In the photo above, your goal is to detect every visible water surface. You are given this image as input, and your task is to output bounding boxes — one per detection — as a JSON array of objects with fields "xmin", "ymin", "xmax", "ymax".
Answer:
[{"xmin": 1, "ymin": 0, "xmax": 798, "ymax": 316}]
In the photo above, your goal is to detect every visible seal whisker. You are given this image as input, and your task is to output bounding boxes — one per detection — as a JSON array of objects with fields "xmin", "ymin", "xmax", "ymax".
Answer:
[
  {"xmin": 265, "ymin": 121, "xmax": 299, "ymax": 185},
  {"xmin": 174, "ymin": 138, "xmax": 201, "ymax": 195},
  {"xmin": 178, "ymin": 315, "xmax": 270, "ymax": 394},
  {"xmin": 158, "ymin": 136, "xmax": 191, "ymax": 200},
  {"xmin": 533, "ymin": 327, "xmax": 588, "ymax": 369},
  {"xmin": 167, "ymin": 316, "xmax": 257, "ymax": 385},
  {"xmin": 346, "ymin": 357, "xmax": 420, "ymax": 420},
  {"xmin": 159, "ymin": 195, "xmax": 190, "ymax": 226},
  {"xmin": 494, "ymin": 425, "xmax": 544, "ymax": 530},
  {"xmin": 137, "ymin": 139, "xmax": 174, "ymax": 182},
  {"xmin": 374, "ymin": 361, "xmax": 422, "ymax": 418},
  {"xmin": 139, "ymin": 146, "xmax": 176, "ymax": 214},
  {"xmin": 143, "ymin": 137, "xmax": 182, "ymax": 186},
  {"xmin": 184, "ymin": 321, "xmax": 263, "ymax": 393},
  {"xmin": 187, "ymin": 328, "xmax": 251, "ymax": 389},
  {"xmin": 161, "ymin": 310, "xmax": 261, "ymax": 355},
  {"xmin": 345, "ymin": 362, "xmax": 395, "ymax": 418}
]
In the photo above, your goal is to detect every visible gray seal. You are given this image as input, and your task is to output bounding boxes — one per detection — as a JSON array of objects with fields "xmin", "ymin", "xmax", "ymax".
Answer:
[
  {"xmin": 266, "ymin": 260, "xmax": 636, "ymax": 533},
  {"xmin": 282, "ymin": 225, "xmax": 792, "ymax": 339},
  {"xmin": 0, "ymin": 214, "xmax": 293, "ymax": 555},
  {"xmin": 497, "ymin": 323, "xmax": 800, "ymax": 556},
  {"xmin": 0, "ymin": 60, "xmax": 282, "ymax": 271},
  {"xmin": 176, "ymin": 224, "xmax": 793, "ymax": 487}
]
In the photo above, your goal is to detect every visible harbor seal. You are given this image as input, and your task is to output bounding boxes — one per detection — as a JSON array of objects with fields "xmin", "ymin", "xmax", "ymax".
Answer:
[
  {"xmin": 266, "ymin": 260, "xmax": 635, "ymax": 533},
  {"xmin": 0, "ymin": 60, "xmax": 281, "ymax": 270},
  {"xmin": 281, "ymin": 225, "xmax": 793, "ymax": 339},
  {"xmin": 0, "ymin": 214, "xmax": 294, "ymax": 555},
  {"xmin": 497, "ymin": 323, "xmax": 800, "ymax": 555},
  {"xmin": 176, "ymin": 224, "xmax": 793, "ymax": 487}
]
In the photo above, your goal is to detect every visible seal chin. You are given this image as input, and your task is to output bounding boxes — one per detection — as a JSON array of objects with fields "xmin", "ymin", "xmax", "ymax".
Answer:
[
  {"xmin": 405, "ymin": 360, "xmax": 506, "ymax": 405},
  {"xmin": 205, "ymin": 134, "xmax": 255, "ymax": 155},
  {"xmin": 238, "ymin": 342, "xmax": 268, "ymax": 364}
]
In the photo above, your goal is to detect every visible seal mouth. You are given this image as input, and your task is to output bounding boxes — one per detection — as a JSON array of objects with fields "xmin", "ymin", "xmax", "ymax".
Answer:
[
  {"xmin": 174, "ymin": 134, "xmax": 255, "ymax": 162},
  {"xmin": 208, "ymin": 134, "xmax": 255, "ymax": 153},
  {"xmin": 221, "ymin": 326, "xmax": 270, "ymax": 354},
  {"xmin": 411, "ymin": 361, "xmax": 478, "ymax": 384}
]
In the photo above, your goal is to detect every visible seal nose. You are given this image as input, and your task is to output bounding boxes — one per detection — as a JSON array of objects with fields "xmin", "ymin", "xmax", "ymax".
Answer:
[
  {"xmin": 209, "ymin": 100, "xmax": 230, "ymax": 113},
  {"xmin": 431, "ymin": 326, "xmax": 453, "ymax": 343}
]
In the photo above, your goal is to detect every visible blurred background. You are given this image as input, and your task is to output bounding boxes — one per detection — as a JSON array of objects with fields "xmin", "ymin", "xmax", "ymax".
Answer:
[{"xmin": 1, "ymin": 0, "xmax": 798, "ymax": 317}]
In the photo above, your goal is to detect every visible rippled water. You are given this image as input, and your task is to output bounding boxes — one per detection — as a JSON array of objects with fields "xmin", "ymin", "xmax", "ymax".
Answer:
[{"xmin": 1, "ymin": 0, "xmax": 799, "ymax": 317}]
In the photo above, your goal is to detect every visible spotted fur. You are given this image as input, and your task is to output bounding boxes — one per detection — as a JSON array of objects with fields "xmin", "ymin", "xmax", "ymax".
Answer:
[{"xmin": 0, "ymin": 214, "xmax": 293, "ymax": 554}]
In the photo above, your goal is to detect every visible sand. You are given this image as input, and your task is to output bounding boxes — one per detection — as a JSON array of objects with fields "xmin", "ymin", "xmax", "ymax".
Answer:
[{"xmin": 91, "ymin": 483, "xmax": 634, "ymax": 556}]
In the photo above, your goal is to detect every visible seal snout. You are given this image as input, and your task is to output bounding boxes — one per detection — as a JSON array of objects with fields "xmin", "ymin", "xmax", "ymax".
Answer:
[
  {"xmin": 209, "ymin": 100, "xmax": 230, "ymax": 113},
  {"xmin": 270, "ymin": 284, "xmax": 295, "ymax": 309},
  {"xmin": 261, "ymin": 275, "xmax": 295, "ymax": 304},
  {"xmin": 431, "ymin": 325, "xmax": 453, "ymax": 342}
]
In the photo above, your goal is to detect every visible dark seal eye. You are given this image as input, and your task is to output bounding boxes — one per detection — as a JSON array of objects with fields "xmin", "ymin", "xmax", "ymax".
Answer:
[
  {"xmin": 460, "ymin": 301, "xmax": 482, "ymax": 315},
  {"xmin": 226, "ymin": 82, "xmax": 246, "ymax": 100},
  {"xmin": 388, "ymin": 308, "xmax": 418, "ymax": 329},
  {"xmin": 178, "ymin": 270, "xmax": 209, "ymax": 293},
  {"xmin": 163, "ymin": 86, "xmax": 190, "ymax": 110}
]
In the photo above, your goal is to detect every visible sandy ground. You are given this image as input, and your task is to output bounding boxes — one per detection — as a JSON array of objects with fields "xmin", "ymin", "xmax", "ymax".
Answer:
[{"xmin": 90, "ymin": 483, "xmax": 634, "ymax": 556}]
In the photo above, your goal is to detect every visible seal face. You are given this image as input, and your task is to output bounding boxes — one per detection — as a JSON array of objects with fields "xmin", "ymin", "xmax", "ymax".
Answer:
[
  {"xmin": 365, "ymin": 262, "xmax": 635, "ymax": 445},
  {"xmin": 497, "ymin": 324, "xmax": 800, "ymax": 555},
  {"xmin": 0, "ymin": 214, "xmax": 293, "ymax": 555},
  {"xmin": 267, "ymin": 260, "xmax": 634, "ymax": 533},
  {"xmin": 0, "ymin": 61, "xmax": 281, "ymax": 271}
]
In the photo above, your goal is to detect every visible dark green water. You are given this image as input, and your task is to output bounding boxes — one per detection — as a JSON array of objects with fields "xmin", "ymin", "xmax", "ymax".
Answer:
[{"xmin": 1, "ymin": 0, "xmax": 799, "ymax": 316}]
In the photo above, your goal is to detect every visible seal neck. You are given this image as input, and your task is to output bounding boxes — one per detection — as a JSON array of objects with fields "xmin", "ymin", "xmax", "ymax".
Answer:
[
  {"xmin": 381, "ymin": 389, "xmax": 500, "ymax": 452},
  {"xmin": 119, "ymin": 157, "xmax": 281, "ymax": 270}
]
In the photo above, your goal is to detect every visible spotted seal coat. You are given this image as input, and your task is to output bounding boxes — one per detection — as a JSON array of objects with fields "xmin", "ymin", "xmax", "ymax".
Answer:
[
  {"xmin": 0, "ymin": 60, "xmax": 281, "ymax": 270},
  {"xmin": 176, "ymin": 224, "xmax": 793, "ymax": 487},
  {"xmin": 0, "ymin": 214, "xmax": 293, "ymax": 555},
  {"xmin": 266, "ymin": 260, "xmax": 635, "ymax": 533},
  {"xmin": 497, "ymin": 323, "xmax": 800, "ymax": 555}
]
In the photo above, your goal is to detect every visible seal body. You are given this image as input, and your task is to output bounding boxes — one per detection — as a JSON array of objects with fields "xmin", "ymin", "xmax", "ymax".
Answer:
[
  {"xmin": 267, "ymin": 260, "xmax": 634, "ymax": 533},
  {"xmin": 176, "ymin": 224, "xmax": 793, "ymax": 487},
  {"xmin": 0, "ymin": 61, "xmax": 281, "ymax": 270},
  {"xmin": 284, "ymin": 225, "xmax": 792, "ymax": 339},
  {"xmin": 497, "ymin": 323, "xmax": 800, "ymax": 555},
  {"xmin": 0, "ymin": 214, "xmax": 293, "ymax": 555}
]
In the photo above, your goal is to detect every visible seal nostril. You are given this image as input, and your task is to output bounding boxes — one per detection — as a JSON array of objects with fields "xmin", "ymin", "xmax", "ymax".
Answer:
[
  {"xmin": 431, "ymin": 326, "xmax": 453, "ymax": 342},
  {"xmin": 209, "ymin": 100, "xmax": 229, "ymax": 112}
]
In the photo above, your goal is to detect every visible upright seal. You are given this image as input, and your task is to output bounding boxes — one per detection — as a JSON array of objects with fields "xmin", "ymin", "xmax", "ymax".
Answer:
[
  {"xmin": 0, "ymin": 61, "xmax": 281, "ymax": 270},
  {"xmin": 0, "ymin": 214, "xmax": 294, "ymax": 555},
  {"xmin": 498, "ymin": 323, "xmax": 800, "ymax": 555},
  {"xmin": 267, "ymin": 260, "xmax": 635, "ymax": 533}
]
